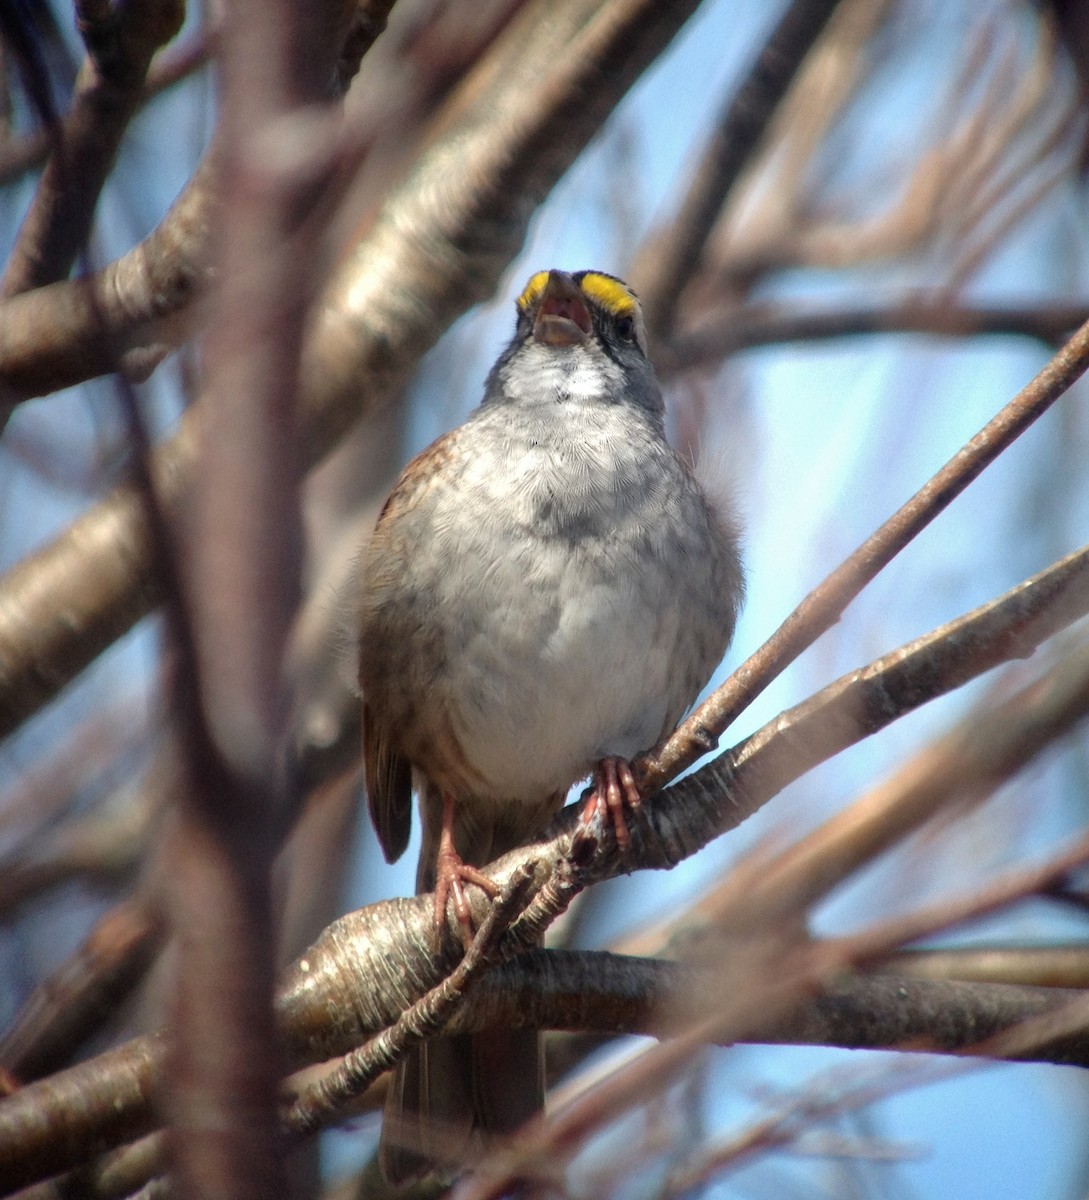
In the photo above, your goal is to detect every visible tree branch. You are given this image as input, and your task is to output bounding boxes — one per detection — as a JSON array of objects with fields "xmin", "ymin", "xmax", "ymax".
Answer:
[
  {"xmin": 662, "ymin": 298, "xmax": 1089, "ymax": 371},
  {"xmin": 0, "ymin": 0, "xmax": 708, "ymax": 744},
  {"xmin": 0, "ymin": 0, "xmax": 185, "ymax": 301},
  {"xmin": 635, "ymin": 315, "xmax": 1089, "ymax": 797},
  {"xmin": 636, "ymin": 0, "xmax": 848, "ymax": 337}
]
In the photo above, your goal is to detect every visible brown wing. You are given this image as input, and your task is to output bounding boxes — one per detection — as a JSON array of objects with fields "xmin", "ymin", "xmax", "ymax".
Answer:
[
  {"xmin": 359, "ymin": 427, "xmax": 471, "ymax": 863},
  {"xmin": 363, "ymin": 700, "xmax": 413, "ymax": 864},
  {"xmin": 359, "ymin": 433, "xmax": 462, "ymax": 864}
]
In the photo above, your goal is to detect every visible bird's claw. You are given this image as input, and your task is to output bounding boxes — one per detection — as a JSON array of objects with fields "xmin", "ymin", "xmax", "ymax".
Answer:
[{"xmin": 577, "ymin": 756, "xmax": 642, "ymax": 852}]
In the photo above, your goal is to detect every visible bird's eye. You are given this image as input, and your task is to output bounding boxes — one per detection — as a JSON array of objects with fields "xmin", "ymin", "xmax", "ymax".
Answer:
[{"xmin": 615, "ymin": 315, "xmax": 636, "ymax": 341}]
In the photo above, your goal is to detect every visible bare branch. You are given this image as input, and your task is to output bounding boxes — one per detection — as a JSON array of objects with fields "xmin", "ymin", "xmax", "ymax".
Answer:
[
  {"xmin": 0, "ymin": 1032, "xmax": 166, "ymax": 1193},
  {"xmin": 635, "ymin": 0, "xmax": 847, "ymax": 337},
  {"xmin": 635, "ymin": 316, "xmax": 1089, "ymax": 796},
  {"xmin": 0, "ymin": 153, "xmax": 219, "ymax": 401},
  {"xmin": 675, "ymin": 553, "xmax": 1089, "ymax": 892},
  {"xmin": 663, "ymin": 298, "xmax": 1089, "ymax": 371},
  {"xmin": 0, "ymin": 0, "xmax": 711, "ymax": 743},
  {"xmin": 0, "ymin": 0, "xmax": 185, "ymax": 299},
  {"xmin": 0, "ymin": 28, "xmax": 212, "ymax": 187},
  {"xmin": 0, "ymin": 898, "xmax": 162, "ymax": 1083}
]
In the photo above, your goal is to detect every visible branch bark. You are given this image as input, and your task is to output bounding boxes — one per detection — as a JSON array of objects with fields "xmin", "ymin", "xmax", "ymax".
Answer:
[{"xmin": 0, "ymin": 0, "xmax": 707, "ymax": 744}]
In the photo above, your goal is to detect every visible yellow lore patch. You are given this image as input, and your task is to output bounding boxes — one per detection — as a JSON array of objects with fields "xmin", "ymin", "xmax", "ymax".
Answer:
[
  {"xmin": 575, "ymin": 271, "xmax": 638, "ymax": 318},
  {"xmin": 516, "ymin": 270, "xmax": 639, "ymax": 319},
  {"xmin": 516, "ymin": 271, "xmax": 552, "ymax": 311}
]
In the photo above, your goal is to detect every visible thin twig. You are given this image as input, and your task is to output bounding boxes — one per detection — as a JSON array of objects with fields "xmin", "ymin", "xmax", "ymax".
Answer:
[
  {"xmin": 636, "ymin": 0, "xmax": 847, "ymax": 336},
  {"xmin": 634, "ymin": 315, "xmax": 1089, "ymax": 796},
  {"xmin": 286, "ymin": 864, "xmax": 537, "ymax": 1135},
  {"xmin": 663, "ymin": 298, "xmax": 1089, "ymax": 370}
]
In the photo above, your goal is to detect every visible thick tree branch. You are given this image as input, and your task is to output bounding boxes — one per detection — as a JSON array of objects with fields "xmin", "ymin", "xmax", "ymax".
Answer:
[
  {"xmin": 0, "ymin": 0, "xmax": 706, "ymax": 744},
  {"xmin": 3, "ymin": 504, "xmax": 1084, "ymax": 1193}
]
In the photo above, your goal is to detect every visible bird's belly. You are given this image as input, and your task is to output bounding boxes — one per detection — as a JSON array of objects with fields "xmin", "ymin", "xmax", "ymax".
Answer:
[{"xmin": 438, "ymin": 545, "xmax": 678, "ymax": 802}]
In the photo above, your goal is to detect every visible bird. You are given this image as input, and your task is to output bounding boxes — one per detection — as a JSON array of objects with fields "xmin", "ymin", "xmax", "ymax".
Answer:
[{"xmin": 358, "ymin": 267, "xmax": 744, "ymax": 1182}]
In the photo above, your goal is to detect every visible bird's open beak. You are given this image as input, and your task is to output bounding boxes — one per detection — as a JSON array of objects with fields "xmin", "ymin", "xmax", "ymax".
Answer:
[{"xmin": 532, "ymin": 270, "xmax": 592, "ymax": 346}]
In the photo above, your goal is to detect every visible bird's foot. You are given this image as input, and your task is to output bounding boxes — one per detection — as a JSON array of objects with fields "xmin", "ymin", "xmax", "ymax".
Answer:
[
  {"xmin": 578, "ymin": 756, "xmax": 642, "ymax": 851},
  {"xmin": 434, "ymin": 797, "xmax": 500, "ymax": 949}
]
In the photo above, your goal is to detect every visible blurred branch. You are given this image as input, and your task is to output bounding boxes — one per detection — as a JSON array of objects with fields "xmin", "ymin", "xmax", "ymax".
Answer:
[
  {"xmin": 0, "ymin": 898, "xmax": 162, "ymax": 1083},
  {"xmin": 635, "ymin": 315, "xmax": 1089, "ymax": 796},
  {"xmin": 0, "ymin": 1032, "xmax": 167, "ymax": 1193},
  {"xmin": 708, "ymin": 10, "xmax": 1077, "ymax": 291},
  {"xmin": 635, "ymin": 0, "xmax": 847, "ymax": 337},
  {"xmin": 661, "ymin": 1063, "xmax": 934, "ymax": 1193},
  {"xmin": 0, "ymin": 150, "xmax": 219, "ymax": 400},
  {"xmin": 695, "ymin": 0, "xmax": 892, "ymax": 293},
  {"xmin": 335, "ymin": 0, "xmax": 398, "ymax": 95},
  {"xmin": 0, "ymin": 27, "xmax": 213, "ymax": 188},
  {"xmin": 0, "ymin": 0, "xmax": 185, "ymax": 300},
  {"xmin": 153, "ymin": 0, "xmax": 354, "ymax": 1195},
  {"xmin": 0, "ymin": 780, "xmax": 151, "ymax": 914},
  {"xmin": 0, "ymin": 0, "xmax": 708, "ymax": 742},
  {"xmin": 879, "ymin": 945, "xmax": 1089, "ymax": 988},
  {"xmin": 662, "ymin": 298, "xmax": 1089, "ymax": 370},
  {"xmin": 0, "ymin": 0, "xmax": 389, "ymax": 407},
  {"xmin": 0, "ymin": 689, "xmax": 151, "ymax": 849}
]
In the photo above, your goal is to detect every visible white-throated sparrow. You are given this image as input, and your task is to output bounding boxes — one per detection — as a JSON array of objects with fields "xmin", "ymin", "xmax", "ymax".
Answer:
[{"xmin": 358, "ymin": 268, "xmax": 744, "ymax": 1182}]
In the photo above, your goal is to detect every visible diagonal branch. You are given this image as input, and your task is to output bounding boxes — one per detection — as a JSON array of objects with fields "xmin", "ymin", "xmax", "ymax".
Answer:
[
  {"xmin": 634, "ymin": 314, "xmax": 1089, "ymax": 797},
  {"xmin": 635, "ymin": 0, "xmax": 848, "ymax": 337},
  {"xmin": 665, "ymin": 546, "xmax": 1089, "ymax": 878},
  {"xmin": 0, "ymin": 0, "xmax": 707, "ymax": 744},
  {"xmin": 0, "ymin": 0, "xmax": 185, "ymax": 301}
]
